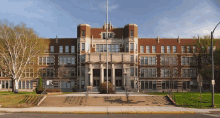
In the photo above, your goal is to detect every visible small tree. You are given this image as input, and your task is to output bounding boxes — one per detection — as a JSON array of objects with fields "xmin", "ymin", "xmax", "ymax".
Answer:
[
  {"xmin": 161, "ymin": 54, "xmax": 178, "ymax": 93},
  {"xmin": 99, "ymin": 82, "xmax": 115, "ymax": 94},
  {"xmin": 36, "ymin": 77, "xmax": 44, "ymax": 94},
  {"xmin": 57, "ymin": 64, "xmax": 68, "ymax": 91},
  {"xmin": 0, "ymin": 20, "xmax": 49, "ymax": 93}
]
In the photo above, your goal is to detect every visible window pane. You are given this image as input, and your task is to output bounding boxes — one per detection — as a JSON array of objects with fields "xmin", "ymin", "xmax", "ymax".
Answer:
[{"xmin": 144, "ymin": 57, "xmax": 148, "ymax": 65}]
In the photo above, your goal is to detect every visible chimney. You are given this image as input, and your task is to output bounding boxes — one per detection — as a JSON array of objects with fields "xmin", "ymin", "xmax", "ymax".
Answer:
[
  {"xmin": 198, "ymin": 36, "xmax": 200, "ymax": 43},
  {"xmin": 56, "ymin": 35, "xmax": 58, "ymax": 44},
  {"xmin": 157, "ymin": 36, "xmax": 159, "ymax": 43},
  {"xmin": 178, "ymin": 36, "xmax": 180, "ymax": 43}
]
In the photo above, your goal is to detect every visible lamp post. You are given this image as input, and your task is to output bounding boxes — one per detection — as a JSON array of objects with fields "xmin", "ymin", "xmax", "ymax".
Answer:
[
  {"xmin": 124, "ymin": 70, "xmax": 127, "ymax": 89},
  {"xmin": 211, "ymin": 22, "xmax": 220, "ymax": 107}
]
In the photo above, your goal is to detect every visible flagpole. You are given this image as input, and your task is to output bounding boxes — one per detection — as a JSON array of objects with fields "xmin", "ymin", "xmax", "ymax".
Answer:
[{"xmin": 106, "ymin": 0, "xmax": 108, "ymax": 94}]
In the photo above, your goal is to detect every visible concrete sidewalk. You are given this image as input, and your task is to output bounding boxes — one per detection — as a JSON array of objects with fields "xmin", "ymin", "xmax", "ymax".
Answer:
[{"xmin": 0, "ymin": 106, "xmax": 219, "ymax": 114}]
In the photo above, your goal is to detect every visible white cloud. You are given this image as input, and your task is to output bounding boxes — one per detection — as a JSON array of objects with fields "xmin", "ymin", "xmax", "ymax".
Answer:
[
  {"xmin": 140, "ymin": 1, "xmax": 220, "ymax": 38},
  {"xmin": 38, "ymin": 9, "xmax": 45, "ymax": 13}
]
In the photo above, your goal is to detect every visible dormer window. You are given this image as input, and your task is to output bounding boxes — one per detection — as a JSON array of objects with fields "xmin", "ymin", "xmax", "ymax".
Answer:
[{"xmin": 102, "ymin": 33, "xmax": 114, "ymax": 39}]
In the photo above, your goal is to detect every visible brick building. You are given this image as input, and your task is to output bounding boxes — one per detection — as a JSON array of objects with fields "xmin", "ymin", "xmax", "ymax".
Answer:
[{"xmin": 0, "ymin": 22, "xmax": 212, "ymax": 92}]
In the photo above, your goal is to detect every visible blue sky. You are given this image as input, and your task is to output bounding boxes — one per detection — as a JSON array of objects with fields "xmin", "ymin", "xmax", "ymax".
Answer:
[{"xmin": 1, "ymin": 0, "xmax": 220, "ymax": 38}]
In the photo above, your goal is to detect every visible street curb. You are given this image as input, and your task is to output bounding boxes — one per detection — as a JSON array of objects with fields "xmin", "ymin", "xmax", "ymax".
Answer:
[{"xmin": 0, "ymin": 111, "xmax": 199, "ymax": 114}]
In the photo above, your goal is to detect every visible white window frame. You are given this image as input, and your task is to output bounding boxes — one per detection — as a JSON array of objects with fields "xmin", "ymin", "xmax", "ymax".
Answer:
[
  {"xmin": 50, "ymin": 46, "xmax": 54, "ymax": 53},
  {"xmin": 65, "ymin": 46, "xmax": 69, "ymax": 53},
  {"xmin": 146, "ymin": 46, "xmax": 150, "ymax": 53},
  {"xmin": 140, "ymin": 46, "xmax": 144, "ymax": 53},
  {"xmin": 167, "ymin": 46, "xmax": 170, "ymax": 53},
  {"xmin": 152, "ymin": 46, "xmax": 156, "ymax": 53},
  {"xmin": 173, "ymin": 45, "xmax": 176, "ymax": 53},
  {"xmin": 161, "ymin": 46, "xmax": 165, "ymax": 53},
  {"xmin": 71, "ymin": 46, "xmax": 75, "ymax": 53},
  {"xmin": 59, "ymin": 46, "xmax": 63, "ymax": 53}
]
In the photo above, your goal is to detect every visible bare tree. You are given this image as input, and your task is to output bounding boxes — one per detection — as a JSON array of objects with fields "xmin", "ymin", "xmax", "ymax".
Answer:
[
  {"xmin": 57, "ymin": 64, "xmax": 68, "ymax": 91},
  {"xmin": 161, "ymin": 54, "xmax": 178, "ymax": 93},
  {"xmin": 0, "ymin": 20, "xmax": 49, "ymax": 93}
]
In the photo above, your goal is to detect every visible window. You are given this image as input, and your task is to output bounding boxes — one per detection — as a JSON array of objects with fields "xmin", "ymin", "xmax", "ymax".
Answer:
[
  {"xmin": 130, "ymin": 55, "xmax": 134, "ymax": 62},
  {"xmin": 115, "ymin": 69, "xmax": 122, "ymax": 77},
  {"xmin": 65, "ymin": 46, "xmax": 69, "ymax": 53},
  {"xmin": 146, "ymin": 46, "xmax": 150, "ymax": 53},
  {"xmin": 181, "ymin": 46, "xmax": 185, "ymax": 53},
  {"xmin": 38, "ymin": 56, "xmax": 54, "ymax": 65},
  {"xmin": 130, "ymin": 30, "xmax": 133, "ymax": 36},
  {"xmin": 130, "ymin": 43, "xmax": 134, "ymax": 51},
  {"xmin": 71, "ymin": 46, "xmax": 75, "ymax": 53},
  {"xmin": 103, "ymin": 33, "xmax": 106, "ymax": 39},
  {"xmin": 141, "ymin": 56, "xmax": 156, "ymax": 65},
  {"xmin": 82, "ymin": 43, "xmax": 85, "ymax": 51},
  {"xmin": 59, "ymin": 46, "xmax": 63, "ymax": 53},
  {"xmin": 161, "ymin": 68, "xmax": 177, "ymax": 77},
  {"xmin": 182, "ymin": 69, "xmax": 197, "ymax": 77},
  {"xmin": 161, "ymin": 46, "xmax": 165, "ymax": 53},
  {"xmin": 187, "ymin": 46, "xmax": 191, "ymax": 53},
  {"xmin": 59, "ymin": 56, "xmax": 75, "ymax": 65},
  {"xmin": 50, "ymin": 46, "xmax": 54, "ymax": 53},
  {"xmin": 152, "ymin": 46, "xmax": 156, "ymax": 53},
  {"xmin": 126, "ymin": 43, "xmax": 129, "ymax": 52},
  {"xmin": 93, "ymin": 69, "xmax": 100, "ymax": 77},
  {"xmin": 193, "ymin": 46, "xmax": 196, "ymax": 53},
  {"xmin": 82, "ymin": 30, "xmax": 85, "ymax": 36},
  {"xmin": 173, "ymin": 46, "xmax": 176, "ymax": 53},
  {"xmin": 140, "ymin": 46, "xmax": 144, "ymax": 53},
  {"xmin": 140, "ymin": 68, "xmax": 157, "ymax": 77},
  {"xmin": 181, "ymin": 57, "xmax": 197, "ymax": 65},
  {"xmin": 161, "ymin": 56, "xmax": 177, "ymax": 65},
  {"xmin": 140, "ymin": 57, "xmax": 144, "ymax": 65},
  {"xmin": 167, "ymin": 46, "xmax": 170, "ymax": 53},
  {"xmin": 39, "ymin": 68, "xmax": 54, "ymax": 77},
  {"xmin": 104, "ymin": 69, "xmax": 111, "ymax": 77},
  {"xmin": 130, "ymin": 68, "xmax": 134, "ymax": 76},
  {"xmin": 115, "ymin": 44, "xmax": 119, "ymax": 52},
  {"xmin": 81, "ymin": 55, "xmax": 85, "ymax": 63},
  {"xmin": 23, "ymin": 68, "xmax": 34, "ymax": 77}
]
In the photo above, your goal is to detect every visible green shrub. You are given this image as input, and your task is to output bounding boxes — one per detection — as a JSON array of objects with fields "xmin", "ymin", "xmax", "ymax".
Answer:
[
  {"xmin": 98, "ymin": 82, "xmax": 115, "ymax": 94},
  {"xmin": 36, "ymin": 77, "xmax": 44, "ymax": 94}
]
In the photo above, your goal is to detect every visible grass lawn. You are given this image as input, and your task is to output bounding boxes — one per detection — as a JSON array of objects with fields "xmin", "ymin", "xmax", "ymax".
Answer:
[
  {"xmin": 0, "ymin": 91, "xmax": 37, "ymax": 95},
  {"xmin": 145, "ymin": 92, "xmax": 220, "ymax": 108},
  {"xmin": 0, "ymin": 91, "xmax": 40, "ymax": 108}
]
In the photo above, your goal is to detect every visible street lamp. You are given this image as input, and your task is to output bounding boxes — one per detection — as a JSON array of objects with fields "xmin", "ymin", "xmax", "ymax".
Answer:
[
  {"xmin": 124, "ymin": 70, "xmax": 127, "ymax": 89},
  {"xmin": 211, "ymin": 22, "xmax": 220, "ymax": 107}
]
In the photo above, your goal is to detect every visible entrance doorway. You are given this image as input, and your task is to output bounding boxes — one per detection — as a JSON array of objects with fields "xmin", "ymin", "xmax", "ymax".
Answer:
[
  {"xmin": 93, "ymin": 80, "xmax": 100, "ymax": 87},
  {"xmin": 115, "ymin": 80, "xmax": 122, "ymax": 86}
]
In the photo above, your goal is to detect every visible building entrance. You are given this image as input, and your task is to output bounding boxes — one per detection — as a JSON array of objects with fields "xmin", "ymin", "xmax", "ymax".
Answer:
[
  {"xmin": 115, "ymin": 80, "xmax": 122, "ymax": 86},
  {"xmin": 93, "ymin": 80, "xmax": 99, "ymax": 87}
]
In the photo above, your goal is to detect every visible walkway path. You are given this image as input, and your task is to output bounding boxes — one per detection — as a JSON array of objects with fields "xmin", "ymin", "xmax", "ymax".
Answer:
[
  {"xmin": 53, "ymin": 92, "xmax": 155, "ymax": 97},
  {"xmin": 0, "ymin": 106, "xmax": 219, "ymax": 114}
]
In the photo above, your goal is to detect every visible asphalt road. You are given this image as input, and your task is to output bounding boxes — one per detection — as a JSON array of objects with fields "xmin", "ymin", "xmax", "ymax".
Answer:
[{"xmin": 0, "ymin": 113, "xmax": 220, "ymax": 118}]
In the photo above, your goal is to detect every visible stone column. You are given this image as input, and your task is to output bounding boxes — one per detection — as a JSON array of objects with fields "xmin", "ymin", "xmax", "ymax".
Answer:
[
  {"xmin": 122, "ymin": 64, "xmax": 126, "ymax": 88},
  {"xmin": 100, "ymin": 64, "xmax": 104, "ymax": 84},
  {"xmin": 85, "ymin": 65, "xmax": 89, "ymax": 88},
  {"xmin": 111, "ymin": 64, "xmax": 115, "ymax": 90},
  {"xmin": 90, "ymin": 67, "xmax": 93, "ymax": 86}
]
